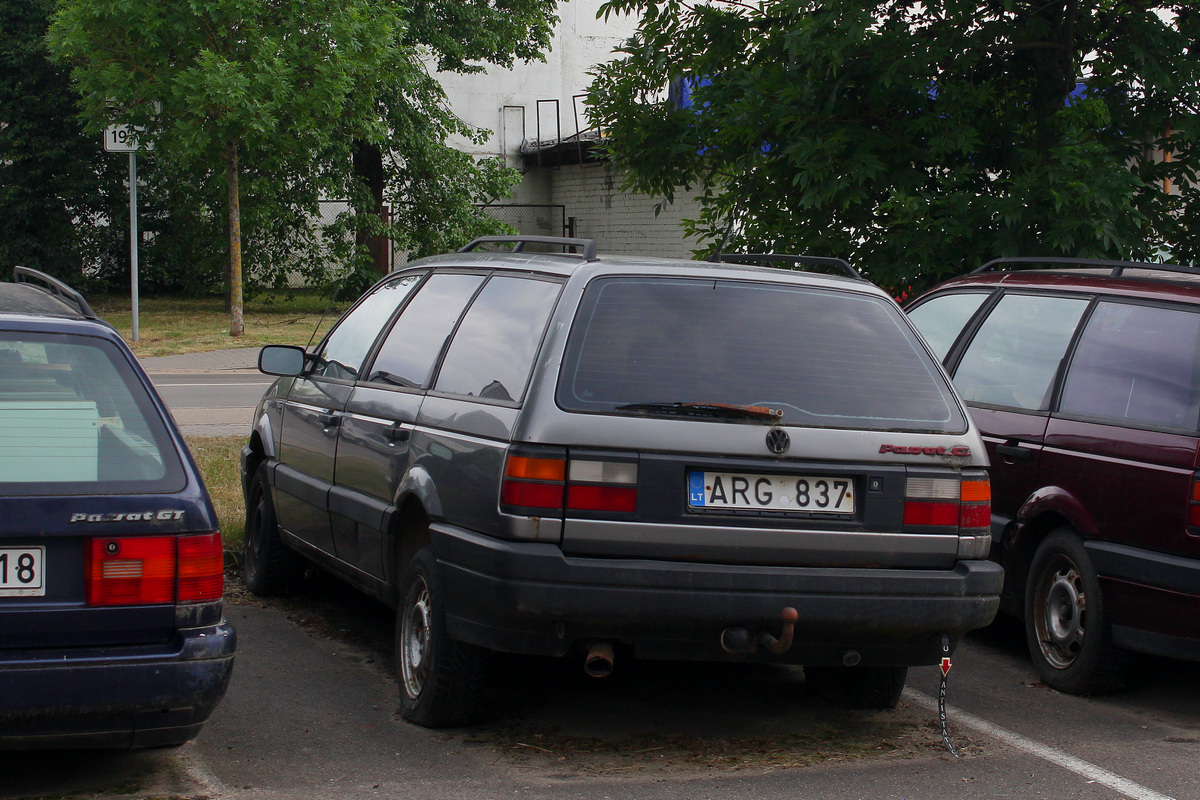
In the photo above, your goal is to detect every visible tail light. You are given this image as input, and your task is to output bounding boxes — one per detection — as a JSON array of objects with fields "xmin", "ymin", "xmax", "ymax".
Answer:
[
  {"xmin": 567, "ymin": 459, "xmax": 638, "ymax": 513},
  {"xmin": 501, "ymin": 448, "xmax": 639, "ymax": 515},
  {"xmin": 903, "ymin": 472, "xmax": 991, "ymax": 558},
  {"xmin": 87, "ymin": 532, "xmax": 224, "ymax": 607}
]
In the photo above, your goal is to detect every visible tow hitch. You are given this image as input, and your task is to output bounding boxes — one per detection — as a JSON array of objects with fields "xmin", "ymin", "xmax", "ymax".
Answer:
[
  {"xmin": 720, "ymin": 607, "xmax": 798, "ymax": 655},
  {"xmin": 937, "ymin": 633, "xmax": 960, "ymax": 757}
]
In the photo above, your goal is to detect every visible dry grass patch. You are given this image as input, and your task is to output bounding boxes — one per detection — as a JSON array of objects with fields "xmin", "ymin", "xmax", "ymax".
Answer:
[
  {"xmin": 92, "ymin": 293, "xmax": 349, "ymax": 358},
  {"xmin": 185, "ymin": 435, "xmax": 246, "ymax": 551}
]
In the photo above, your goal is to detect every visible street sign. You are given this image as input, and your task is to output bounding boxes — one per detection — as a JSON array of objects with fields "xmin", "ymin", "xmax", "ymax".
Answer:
[{"xmin": 103, "ymin": 124, "xmax": 142, "ymax": 152}]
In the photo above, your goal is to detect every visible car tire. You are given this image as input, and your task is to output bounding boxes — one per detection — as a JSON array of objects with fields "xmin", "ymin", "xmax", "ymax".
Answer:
[
  {"xmin": 805, "ymin": 665, "xmax": 908, "ymax": 710},
  {"xmin": 396, "ymin": 548, "xmax": 488, "ymax": 728},
  {"xmin": 1024, "ymin": 529, "xmax": 1132, "ymax": 695},
  {"xmin": 242, "ymin": 463, "xmax": 304, "ymax": 596}
]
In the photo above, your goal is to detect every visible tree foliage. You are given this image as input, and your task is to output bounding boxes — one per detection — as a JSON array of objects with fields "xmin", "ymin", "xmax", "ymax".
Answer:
[
  {"xmin": 41, "ymin": 0, "xmax": 557, "ymax": 317},
  {"xmin": 0, "ymin": 0, "xmax": 127, "ymax": 281},
  {"xmin": 588, "ymin": 0, "xmax": 1200, "ymax": 289}
]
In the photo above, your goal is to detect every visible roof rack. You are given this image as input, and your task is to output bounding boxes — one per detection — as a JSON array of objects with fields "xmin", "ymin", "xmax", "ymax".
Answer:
[
  {"xmin": 459, "ymin": 235, "xmax": 598, "ymax": 262},
  {"xmin": 972, "ymin": 256, "xmax": 1200, "ymax": 280},
  {"xmin": 708, "ymin": 253, "xmax": 865, "ymax": 281},
  {"xmin": 12, "ymin": 266, "xmax": 97, "ymax": 319}
]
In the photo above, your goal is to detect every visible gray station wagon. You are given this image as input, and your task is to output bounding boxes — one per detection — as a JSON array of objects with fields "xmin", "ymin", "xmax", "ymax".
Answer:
[{"xmin": 241, "ymin": 237, "xmax": 1002, "ymax": 726}]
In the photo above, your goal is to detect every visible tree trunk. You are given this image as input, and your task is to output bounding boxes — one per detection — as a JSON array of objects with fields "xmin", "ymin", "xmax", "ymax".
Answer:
[
  {"xmin": 353, "ymin": 140, "xmax": 389, "ymax": 275},
  {"xmin": 225, "ymin": 140, "xmax": 244, "ymax": 337}
]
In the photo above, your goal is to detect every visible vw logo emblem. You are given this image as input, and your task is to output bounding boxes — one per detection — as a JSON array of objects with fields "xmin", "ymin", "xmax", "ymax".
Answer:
[{"xmin": 766, "ymin": 428, "xmax": 790, "ymax": 455}]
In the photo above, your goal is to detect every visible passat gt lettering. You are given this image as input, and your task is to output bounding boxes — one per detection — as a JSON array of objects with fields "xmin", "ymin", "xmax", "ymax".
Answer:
[
  {"xmin": 68, "ymin": 510, "xmax": 186, "ymax": 523},
  {"xmin": 879, "ymin": 444, "xmax": 971, "ymax": 457}
]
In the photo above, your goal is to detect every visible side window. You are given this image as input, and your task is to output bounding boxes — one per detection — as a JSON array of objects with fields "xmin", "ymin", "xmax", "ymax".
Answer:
[
  {"xmin": 906, "ymin": 292, "xmax": 991, "ymax": 362},
  {"xmin": 433, "ymin": 276, "xmax": 563, "ymax": 402},
  {"xmin": 1059, "ymin": 302, "xmax": 1200, "ymax": 430},
  {"xmin": 953, "ymin": 293, "xmax": 1089, "ymax": 411},
  {"xmin": 312, "ymin": 273, "xmax": 423, "ymax": 381},
  {"xmin": 366, "ymin": 273, "xmax": 486, "ymax": 388}
]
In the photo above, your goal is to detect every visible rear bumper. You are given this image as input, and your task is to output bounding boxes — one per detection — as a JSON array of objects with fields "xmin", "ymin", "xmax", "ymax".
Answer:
[
  {"xmin": 0, "ymin": 621, "xmax": 236, "ymax": 749},
  {"xmin": 433, "ymin": 524, "xmax": 1003, "ymax": 667}
]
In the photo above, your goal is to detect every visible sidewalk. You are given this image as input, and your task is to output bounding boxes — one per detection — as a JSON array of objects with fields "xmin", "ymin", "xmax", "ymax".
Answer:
[
  {"xmin": 139, "ymin": 347, "xmax": 264, "ymax": 437},
  {"xmin": 138, "ymin": 346, "xmax": 261, "ymax": 374}
]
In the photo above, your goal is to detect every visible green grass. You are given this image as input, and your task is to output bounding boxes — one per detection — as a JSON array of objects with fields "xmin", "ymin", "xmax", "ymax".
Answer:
[
  {"xmin": 186, "ymin": 435, "xmax": 246, "ymax": 552},
  {"xmin": 92, "ymin": 291, "xmax": 349, "ymax": 358}
]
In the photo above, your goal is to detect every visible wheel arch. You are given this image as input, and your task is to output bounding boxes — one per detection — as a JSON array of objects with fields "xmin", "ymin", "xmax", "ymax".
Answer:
[
  {"xmin": 1006, "ymin": 510, "xmax": 1075, "ymax": 620},
  {"xmin": 385, "ymin": 495, "xmax": 432, "ymax": 606}
]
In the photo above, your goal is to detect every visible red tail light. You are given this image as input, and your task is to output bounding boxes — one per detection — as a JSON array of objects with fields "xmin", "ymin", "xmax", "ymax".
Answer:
[
  {"xmin": 87, "ymin": 536, "xmax": 175, "ymax": 606},
  {"xmin": 903, "ymin": 474, "xmax": 991, "ymax": 533},
  {"xmin": 178, "ymin": 533, "xmax": 224, "ymax": 603},
  {"xmin": 86, "ymin": 532, "xmax": 224, "ymax": 606},
  {"xmin": 501, "ymin": 452, "xmax": 566, "ymax": 511},
  {"xmin": 501, "ymin": 449, "xmax": 639, "ymax": 515}
]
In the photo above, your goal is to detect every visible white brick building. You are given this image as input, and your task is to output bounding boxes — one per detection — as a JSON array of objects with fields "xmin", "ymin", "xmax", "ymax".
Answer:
[{"xmin": 434, "ymin": 0, "xmax": 703, "ymax": 258}]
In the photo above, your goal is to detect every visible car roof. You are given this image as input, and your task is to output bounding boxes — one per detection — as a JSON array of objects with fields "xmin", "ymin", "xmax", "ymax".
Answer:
[
  {"xmin": 919, "ymin": 262, "xmax": 1200, "ymax": 308},
  {"xmin": 0, "ymin": 281, "xmax": 92, "ymax": 319},
  {"xmin": 400, "ymin": 247, "xmax": 891, "ymax": 299}
]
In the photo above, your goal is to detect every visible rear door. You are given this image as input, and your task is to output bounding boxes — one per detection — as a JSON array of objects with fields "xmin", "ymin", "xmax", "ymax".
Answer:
[
  {"xmin": 332, "ymin": 271, "xmax": 485, "ymax": 578},
  {"xmin": 1049, "ymin": 299, "xmax": 1200, "ymax": 559},
  {"xmin": 939, "ymin": 292, "xmax": 1091, "ymax": 537}
]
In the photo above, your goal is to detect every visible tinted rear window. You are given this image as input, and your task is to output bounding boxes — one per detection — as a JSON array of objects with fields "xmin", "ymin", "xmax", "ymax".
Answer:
[
  {"xmin": 557, "ymin": 277, "xmax": 967, "ymax": 432},
  {"xmin": 0, "ymin": 332, "xmax": 184, "ymax": 495}
]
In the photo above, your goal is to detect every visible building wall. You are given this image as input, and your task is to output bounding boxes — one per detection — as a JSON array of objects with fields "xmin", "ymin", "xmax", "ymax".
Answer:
[
  {"xmin": 539, "ymin": 162, "xmax": 705, "ymax": 258},
  {"xmin": 434, "ymin": 0, "xmax": 639, "ymax": 168}
]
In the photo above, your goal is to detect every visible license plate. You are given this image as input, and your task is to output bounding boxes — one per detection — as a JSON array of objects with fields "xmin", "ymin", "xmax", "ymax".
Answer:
[
  {"xmin": 688, "ymin": 472, "xmax": 855, "ymax": 513},
  {"xmin": 0, "ymin": 547, "xmax": 45, "ymax": 596}
]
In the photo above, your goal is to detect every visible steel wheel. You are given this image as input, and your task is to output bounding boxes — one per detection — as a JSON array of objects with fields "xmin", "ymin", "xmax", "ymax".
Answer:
[
  {"xmin": 1031, "ymin": 552, "xmax": 1087, "ymax": 669},
  {"xmin": 395, "ymin": 548, "xmax": 488, "ymax": 727},
  {"xmin": 400, "ymin": 576, "xmax": 433, "ymax": 700},
  {"xmin": 1023, "ymin": 529, "xmax": 1132, "ymax": 695}
]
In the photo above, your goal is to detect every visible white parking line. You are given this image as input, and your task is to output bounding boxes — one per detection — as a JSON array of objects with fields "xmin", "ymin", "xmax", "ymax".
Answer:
[
  {"xmin": 176, "ymin": 744, "xmax": 228, "ymax": 798},
  {"xmin": 904, "ymin": 688, "xmax": 1176, "ymax": 800}
]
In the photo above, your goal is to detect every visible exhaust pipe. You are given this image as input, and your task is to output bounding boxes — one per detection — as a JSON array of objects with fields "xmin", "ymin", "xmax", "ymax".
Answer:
[{"xmin": 584, "ymin": 641, "xmax": 615, "ymax": 678}]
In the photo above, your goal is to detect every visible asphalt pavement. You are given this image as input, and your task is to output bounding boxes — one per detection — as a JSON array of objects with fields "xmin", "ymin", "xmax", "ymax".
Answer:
[{"xmin": 140, "ymin": 347, "xmax": 263, "ymax": 437}]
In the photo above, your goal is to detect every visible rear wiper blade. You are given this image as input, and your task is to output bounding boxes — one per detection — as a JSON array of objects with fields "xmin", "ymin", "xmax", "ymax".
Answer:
[{"xmin": 615, "ymin": 402, "xmax": 783, "ymax": 421}]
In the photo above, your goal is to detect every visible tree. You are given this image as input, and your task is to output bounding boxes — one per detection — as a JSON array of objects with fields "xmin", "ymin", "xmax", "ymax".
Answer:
[
  {"xmin": 0, "ymin": 0, "xmax": 126, "ymax": 281},
  {"xmin": 587, "ymin": 0, "xmax": 1200, "ymax": 290},
  {"xmin": 46, "ymin": 0, "xmax": 558, "ymax": 333}
]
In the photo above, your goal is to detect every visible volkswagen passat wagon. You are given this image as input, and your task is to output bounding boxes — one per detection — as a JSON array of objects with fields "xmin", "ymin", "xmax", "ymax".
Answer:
[
  {"xmin": 0, "ymin": 267, "xmax": 235, "ymax": 748},
  {"xmin": 242, "ymin": 237, "xmax": 1001, "ymax": 726},
  {"xmin": 908, "ymin": 257, "xmax": 1200, "ymax": 695}
]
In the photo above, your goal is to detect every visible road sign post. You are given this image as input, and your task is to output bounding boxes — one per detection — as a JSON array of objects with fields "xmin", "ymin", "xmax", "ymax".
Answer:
[{"xmin": 104, "ymin": 124, "xmax": 142, "ymax": 341}]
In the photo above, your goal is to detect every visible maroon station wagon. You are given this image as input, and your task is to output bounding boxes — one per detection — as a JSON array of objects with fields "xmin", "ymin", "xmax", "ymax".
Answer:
[{"xmin": 906, "ymin": 257, "xmax": 1200, "ymax": 695}]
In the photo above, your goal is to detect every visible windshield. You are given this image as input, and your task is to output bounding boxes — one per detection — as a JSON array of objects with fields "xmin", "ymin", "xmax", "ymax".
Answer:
[{"xmin": 557, "ymin": 277, "xmax": 966, "ymax": 433}]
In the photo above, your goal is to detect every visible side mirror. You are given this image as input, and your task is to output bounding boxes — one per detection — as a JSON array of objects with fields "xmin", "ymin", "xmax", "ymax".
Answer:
[{"xmin": 258, "ymin": 345, "xmax": 307, "ymax": 377}]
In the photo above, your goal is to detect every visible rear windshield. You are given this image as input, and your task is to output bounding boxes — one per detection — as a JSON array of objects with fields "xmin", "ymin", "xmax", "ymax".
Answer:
[
  {"xmin": 557, "ymin": 277, "xmax": 967, "ymax": 432},
  {"xmin": 0, "ymin": 332, "xmax": 184, "ymax": 495}
]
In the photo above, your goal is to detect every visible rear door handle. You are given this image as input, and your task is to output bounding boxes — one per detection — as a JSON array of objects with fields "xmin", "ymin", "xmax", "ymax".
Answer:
[
  {"xmin": 319, "ymin": 412, "xmax": 340, "ymax": 429},
  {"xmin": 996, "ymin": 443, "xmax": 1033, "ymax": 462},
  {"xmin": 385, "ymin": 422, "xmax": 410, "ymax": 443}
]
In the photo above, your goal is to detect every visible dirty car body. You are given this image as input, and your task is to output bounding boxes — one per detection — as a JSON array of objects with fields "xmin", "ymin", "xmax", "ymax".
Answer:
[
  {"xmin": 243, "ymin": 240, "xmax": 1001, "ymax": 725},
  {"xmin": 0, "ymin": 268, "xmax": 235, "ymax": 748}
]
